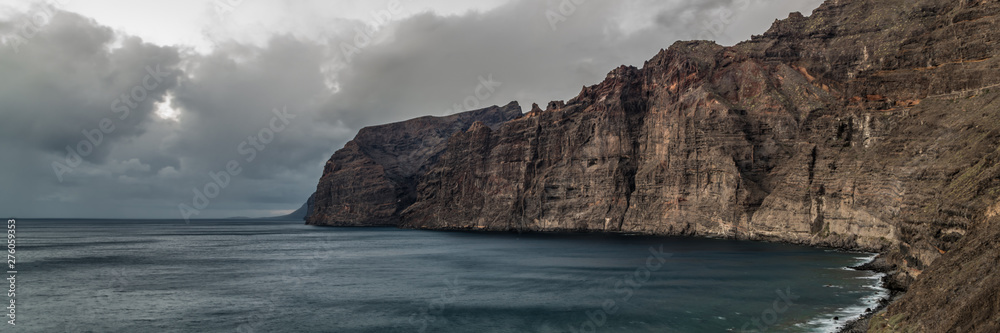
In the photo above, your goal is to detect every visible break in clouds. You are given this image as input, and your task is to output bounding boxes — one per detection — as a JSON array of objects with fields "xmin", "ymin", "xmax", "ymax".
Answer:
[{"xmin": 0, "ymin": 0, "xmax": 822, "ymax": 219}]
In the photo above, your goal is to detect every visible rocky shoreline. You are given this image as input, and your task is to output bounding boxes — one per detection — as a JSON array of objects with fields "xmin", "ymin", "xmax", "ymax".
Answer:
[
  {"xmin": 405, "ymin": 224, "xmax": 901, "ymax": 332},
  {"xmin": 835, "ymin": 255, "xmax": 903, "ymax": 333}
]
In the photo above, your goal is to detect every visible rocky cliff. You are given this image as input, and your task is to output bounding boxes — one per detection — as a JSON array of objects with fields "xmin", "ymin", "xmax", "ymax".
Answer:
[
  {"xmin": 309, "ymin": 0, "xmax": 1000, "ymax": 330},
  {"xmin": 306, "ymin": 103, "xmax": 522, "ymax": 226},
  {"xmin": 407, "ymin": 0, "xmax": 1000, "ymax": 262}
]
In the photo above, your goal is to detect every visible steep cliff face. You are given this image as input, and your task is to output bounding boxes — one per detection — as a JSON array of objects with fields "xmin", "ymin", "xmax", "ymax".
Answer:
[
  {"xmin": 308, "ymin": 0, "xmax": 1000, "ymax": 330},
  {"xmin": 306, "ymin": 103, "xmax": 522, "ymax": 226},
  {"xmin": 402, "ymin": 0, "xmax": 1000, "ymax": 292}
]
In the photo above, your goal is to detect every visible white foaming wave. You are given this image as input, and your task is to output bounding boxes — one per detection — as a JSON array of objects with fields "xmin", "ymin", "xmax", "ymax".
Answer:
[
  {"xmin": 803, "ymin": 269, "xmax": 888, "ymax": 333},
  {"xmin": 852, "ymin": 253, "xmax": 879, "ymax": 266}
]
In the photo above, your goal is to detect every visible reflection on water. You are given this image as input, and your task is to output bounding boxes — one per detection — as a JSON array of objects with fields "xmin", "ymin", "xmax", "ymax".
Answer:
[{"xmin": 19, "ymin": 219, "xmax": 883, "ymax": 332}]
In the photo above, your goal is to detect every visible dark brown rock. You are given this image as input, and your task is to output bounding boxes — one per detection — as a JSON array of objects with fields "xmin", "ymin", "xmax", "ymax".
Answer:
[
  {"xmin": 869, "ymin": 214, "xmax": 1000, "ymax": 332},
  {"xmin": 305, "ymin": 102, "xmax": 522, "ymax": 226}
]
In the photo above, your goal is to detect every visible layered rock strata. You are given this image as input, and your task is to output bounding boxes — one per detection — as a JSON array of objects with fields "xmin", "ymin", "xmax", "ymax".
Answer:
[
  {"xmin": 306, "ymin": 103, "xmax": 522, "ymax": 226},
  {"xmin": 309, "ymin": 0, "xmax": 1000, "ymax": 330}
]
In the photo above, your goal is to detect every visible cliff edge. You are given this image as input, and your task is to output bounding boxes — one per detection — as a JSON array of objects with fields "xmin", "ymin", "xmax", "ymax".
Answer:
[{"xmin": 306, "ymin": 102, "xmax": 522, "ymax": 226}]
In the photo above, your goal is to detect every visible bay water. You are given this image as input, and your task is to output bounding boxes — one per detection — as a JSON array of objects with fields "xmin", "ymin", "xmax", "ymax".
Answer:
[{"xmin": 15, "ymin": 219, "xmax": 884, "ymax": 332}]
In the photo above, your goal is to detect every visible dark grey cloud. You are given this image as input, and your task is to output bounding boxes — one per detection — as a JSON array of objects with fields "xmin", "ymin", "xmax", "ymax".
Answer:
[
  {"xmin": 0, "ymin": 0, "xmax": 823, "ymax": 219},
  {"xmin": 321, "ymin": 0, "xmax": 823, "ymax": 129},
  {"xmin": 0, "ymin": 8, "xmax": 185, "ymax": 218},
  {"xmin": 0, "ymin": 9, "xmax": 182, "ymax": 160}
]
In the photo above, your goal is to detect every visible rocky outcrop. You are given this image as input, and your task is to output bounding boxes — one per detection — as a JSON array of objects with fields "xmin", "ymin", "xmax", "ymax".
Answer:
[
  {"xmin": 306, "ymin": 103, "xmax": 522, "ymax": 226},
  {"xmin": 869, "ymin": 214, "xmax": 1000, "ymax": 332}
]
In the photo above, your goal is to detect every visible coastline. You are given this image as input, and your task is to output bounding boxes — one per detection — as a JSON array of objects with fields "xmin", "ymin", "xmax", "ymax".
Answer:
[
  {"xmin": 412, "ymin": 225, "xmax": 906, "ymax": 333},
  {"xmin": 834, "ymin": 255, "xmax": 904, "ymax": 333},
  {"xmin": 313, "ymin": 223, "xmax": 906, "ymax": 332}
]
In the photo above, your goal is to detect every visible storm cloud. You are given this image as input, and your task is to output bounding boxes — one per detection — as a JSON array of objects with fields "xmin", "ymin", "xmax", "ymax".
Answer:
[{"xmin": 0, "ymin": 0, "xmax": 823, "ymax": 219}]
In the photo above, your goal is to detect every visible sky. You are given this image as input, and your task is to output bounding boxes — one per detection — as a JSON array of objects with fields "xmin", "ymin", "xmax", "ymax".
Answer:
[{"xmin": 0, "ymin": 0, "xmax": 824, "ymax": 219}]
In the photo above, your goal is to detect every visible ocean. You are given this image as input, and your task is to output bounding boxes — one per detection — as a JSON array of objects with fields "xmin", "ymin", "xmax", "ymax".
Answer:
[{"xmin": 15, "ymin": 219, "xmax": 884, "ymax": 332}]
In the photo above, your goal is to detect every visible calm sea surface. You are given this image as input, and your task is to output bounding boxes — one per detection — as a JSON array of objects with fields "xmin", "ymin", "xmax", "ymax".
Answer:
[{"xmin": 15, "ymin": 219, "xmax": 884, "ymax": 332}]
